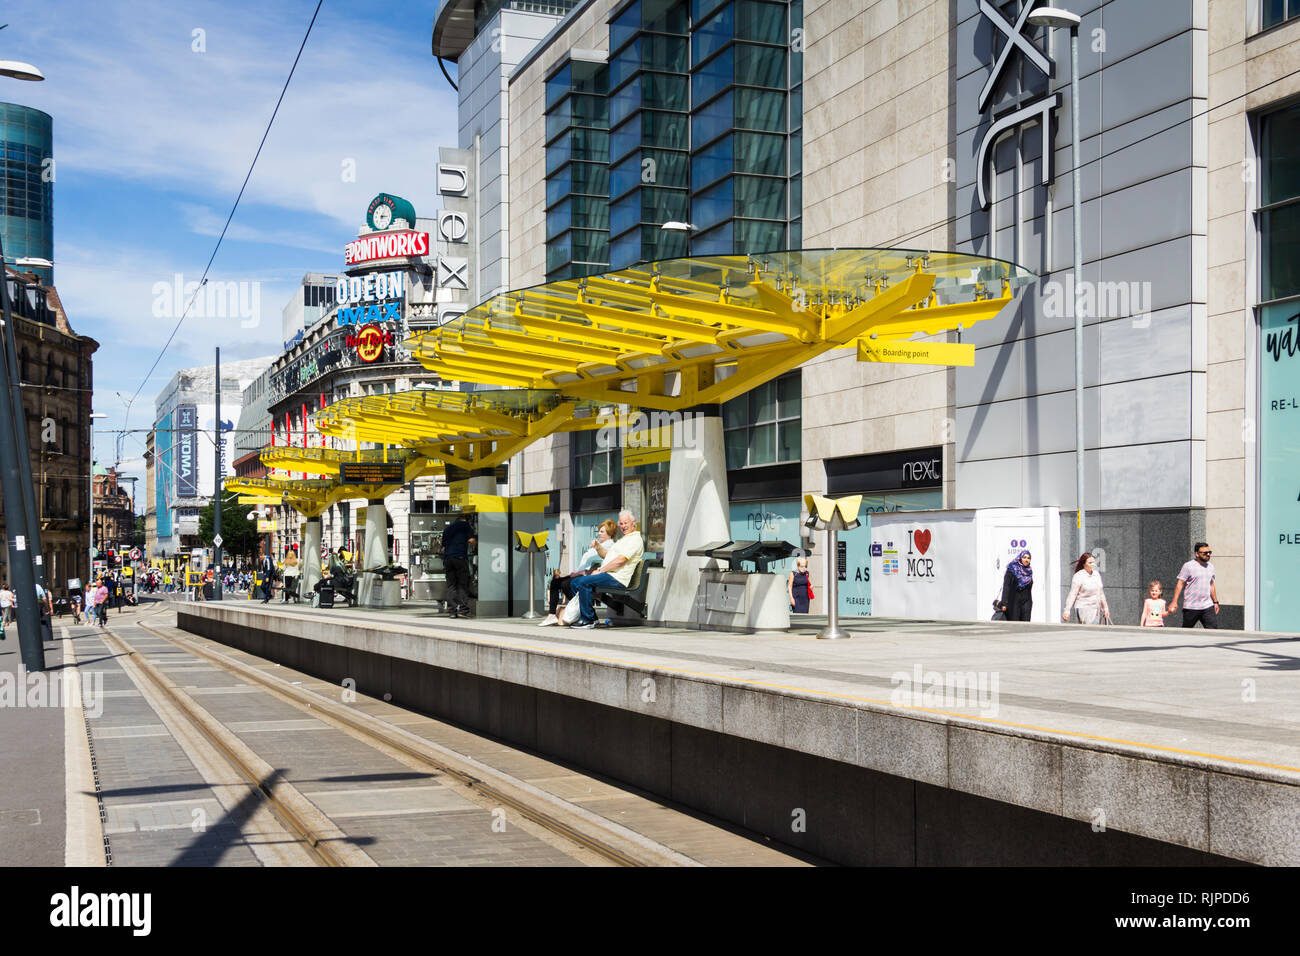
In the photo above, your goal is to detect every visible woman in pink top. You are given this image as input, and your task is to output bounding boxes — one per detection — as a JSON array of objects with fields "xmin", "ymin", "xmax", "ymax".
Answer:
[
  {"xmin": 93, "ymin": 580, "xmax": 109, "ymax": 627},
  {"xmin": 1062, "ymin": 552, "xmax": 1110, "ymax": 624}
]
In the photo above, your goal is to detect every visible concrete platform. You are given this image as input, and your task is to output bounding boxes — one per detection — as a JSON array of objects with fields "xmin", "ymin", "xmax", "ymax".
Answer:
[{"xmin": 177, "ymin": 602, "xmax": 1300, "ymax": 866}]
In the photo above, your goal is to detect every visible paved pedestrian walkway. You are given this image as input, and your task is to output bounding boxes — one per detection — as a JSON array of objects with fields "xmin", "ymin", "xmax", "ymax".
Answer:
[{"xmin": 0, "ymin": 620, "xmax": 67, "ymax": 866}]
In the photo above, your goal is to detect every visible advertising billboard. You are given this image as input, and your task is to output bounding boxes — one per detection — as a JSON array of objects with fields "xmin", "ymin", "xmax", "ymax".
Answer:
[
  {"xmin": 1260, "ymin": 302, "xmax": 1300, "ymax": 631},
  {"xmin": 176, "ymin": 404, "xmax": 199, "ymax": 498},
  {"xmin": 155, "ymin": 411, "xmax": 173, "ymax": 539}
]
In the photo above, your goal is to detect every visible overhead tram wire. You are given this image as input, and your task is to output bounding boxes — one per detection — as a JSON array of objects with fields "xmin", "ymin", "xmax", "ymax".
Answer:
[
  {"xmin": 118, "ymin": 0, "xmax": 326, "ymax": 436},
  {"xmin": 886, "ymin": 63, "xmax": 1300, "ymax": 250}
]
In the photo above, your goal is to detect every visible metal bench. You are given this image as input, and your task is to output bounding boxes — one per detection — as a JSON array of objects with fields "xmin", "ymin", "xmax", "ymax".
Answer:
[{"xmin": 591, "ymin": 558, "xmax": 660, "ymax": 620}]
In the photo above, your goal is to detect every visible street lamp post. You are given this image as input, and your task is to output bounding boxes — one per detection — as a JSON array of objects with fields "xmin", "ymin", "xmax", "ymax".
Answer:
[
  {"xmin": 1027, "ymin": 5, "xmax": 1086, "ymax": 550},
  {"xmin": 0, "ymin": 237, "xmax": 44, "ymax": 668},
  {"xmin": 89, "ymin": 413, "xmax": 106, "ymax": 580}
]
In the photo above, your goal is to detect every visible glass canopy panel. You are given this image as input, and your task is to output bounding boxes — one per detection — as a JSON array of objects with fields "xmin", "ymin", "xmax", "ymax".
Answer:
[{"xmin": 442, "ymin": 249, "xmax": 1036, "ymax": 345}]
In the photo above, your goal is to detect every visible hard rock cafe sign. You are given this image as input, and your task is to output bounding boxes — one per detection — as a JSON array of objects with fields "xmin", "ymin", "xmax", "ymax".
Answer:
[{"xmin": 348, "ymin": 324, "xmax": 393, "ymax": 363}]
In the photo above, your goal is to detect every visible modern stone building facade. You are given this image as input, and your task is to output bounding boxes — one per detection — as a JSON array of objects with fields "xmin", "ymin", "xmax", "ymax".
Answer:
[{"xmin": 468, "ymin": 0, "xmax": 1299, "ymax": 630}]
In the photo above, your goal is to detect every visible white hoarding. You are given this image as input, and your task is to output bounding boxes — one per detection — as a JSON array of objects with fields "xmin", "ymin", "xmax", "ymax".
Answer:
[{"xmin": 870, "ymin": 508, "xmax": 1060, "ymax": 622}]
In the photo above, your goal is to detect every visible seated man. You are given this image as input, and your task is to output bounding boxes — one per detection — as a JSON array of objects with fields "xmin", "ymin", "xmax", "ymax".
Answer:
[{"xmin": 568, "ymin": 510, "xmax": 644, "ymax": 628}]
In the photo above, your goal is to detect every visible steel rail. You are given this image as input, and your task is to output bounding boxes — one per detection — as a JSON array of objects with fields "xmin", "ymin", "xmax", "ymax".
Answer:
[{"xmin": 132, "ymin": 620, "xmax": 672, "ymax": 867}]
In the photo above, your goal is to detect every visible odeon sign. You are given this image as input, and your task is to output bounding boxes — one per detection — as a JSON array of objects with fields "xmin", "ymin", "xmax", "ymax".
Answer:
[
  {"xmin": 336, "ymin": 270, "xmax": 405, "ymax": 305},
  {"xmin": 344, "ymin": 230, "xmax": 429, "ymax": 265},
  {"xmin": 336, "ymin": 269, "xmax": 405, "ymax": 326}
]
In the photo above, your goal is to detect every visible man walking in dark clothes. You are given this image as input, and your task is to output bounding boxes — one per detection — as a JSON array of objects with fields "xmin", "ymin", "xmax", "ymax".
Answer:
[
  {"xmin": 258, "ymin": 546, "xmax": 276, "ymax": 604},
  {"xmin": 441, "ymin": 513, "xmax": 475, "ymax": 618}
]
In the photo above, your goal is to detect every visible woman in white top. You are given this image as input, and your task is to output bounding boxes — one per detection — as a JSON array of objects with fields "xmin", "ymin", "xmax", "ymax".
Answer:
[
  {"xmin": 540, "ymin": 519, "xmax": 615, "ymax": 626},
  {"xmin": 1062, "ymin": 552, "xmax": 1110, "ymax": 624}
]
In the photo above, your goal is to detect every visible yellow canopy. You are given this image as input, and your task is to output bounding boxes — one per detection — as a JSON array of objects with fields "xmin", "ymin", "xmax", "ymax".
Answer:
[{"xmin": 405, "ymin": 248, "xmax": 1032, "ymax": 410}]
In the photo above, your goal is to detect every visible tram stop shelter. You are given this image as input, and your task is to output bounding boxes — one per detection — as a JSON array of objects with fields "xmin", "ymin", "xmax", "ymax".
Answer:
[{"xmin": 230, "ymin": 249, "xmax": 1033, "ymax": 625}]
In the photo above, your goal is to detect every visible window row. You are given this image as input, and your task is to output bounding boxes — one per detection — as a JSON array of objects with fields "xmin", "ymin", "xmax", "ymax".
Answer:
[
  {"xmin": 546, "ymin": 229, "xmax": 610, "ymax": 276},
  {"xmin": 546, "ymin": 161, "xmax": 611, "ymax": 209},
  {"xmin": 548, "ymin": 195, "xmax": 611, "ymax": 238},
  {"xmin": 545, "ymin": 93, "xmax": 609, "ymax": 144}
]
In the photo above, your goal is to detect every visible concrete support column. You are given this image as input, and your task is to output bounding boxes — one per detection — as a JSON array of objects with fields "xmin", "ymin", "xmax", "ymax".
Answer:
[
  {"xmin": 650, "ymin": 412, "xmax": 730, "ymax": 626},
  {"xmin": 358, "ymin": 498, "xmax": 395, "ymax": 607},
  {"xmin": 363, "ymin": 497, "xmax": 388, "ymax": 568},
  {"xmin": 301, "ymin": 516, "xmax": 322, "ymax": 596}
]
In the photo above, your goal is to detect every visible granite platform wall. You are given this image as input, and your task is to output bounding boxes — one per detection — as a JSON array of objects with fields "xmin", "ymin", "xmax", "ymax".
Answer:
[{"xmin": 178, "ymin": 606, "xmax": 1265, "ymax": 866}]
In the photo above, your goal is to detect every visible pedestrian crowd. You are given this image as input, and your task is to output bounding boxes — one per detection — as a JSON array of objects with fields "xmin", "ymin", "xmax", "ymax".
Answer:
[{"xmin": 993, "ymin": 541, "xmax": 1221, "ymax": 628}]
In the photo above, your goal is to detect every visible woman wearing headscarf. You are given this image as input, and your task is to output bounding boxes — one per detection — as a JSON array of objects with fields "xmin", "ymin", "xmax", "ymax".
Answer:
[{"xmin": 997, "ymin": 550, "xmax": 1034, "ymax": 621}]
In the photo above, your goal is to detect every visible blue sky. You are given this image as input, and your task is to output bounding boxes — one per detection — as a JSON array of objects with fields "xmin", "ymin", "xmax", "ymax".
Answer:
[{"xmin": 3, "ymin": 0, "xmax": 459, "ymax": 495}]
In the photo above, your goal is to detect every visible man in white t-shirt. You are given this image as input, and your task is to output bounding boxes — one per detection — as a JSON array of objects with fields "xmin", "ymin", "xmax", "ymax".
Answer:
[
  {"xmin": 569, "ymin": 510, "xmax": 644, "ymax": 628},
  {"xmin": 0, "ymin": 584, "xmax": 13, "ymax": 624}
]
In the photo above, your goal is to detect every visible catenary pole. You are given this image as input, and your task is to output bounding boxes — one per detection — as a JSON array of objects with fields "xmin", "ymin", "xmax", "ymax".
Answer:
[
  {"xmin": 213, "ymin": 347, "xmax": 223, "ymax": 600},
  {"xmin": 0, "ymin": 239, "xmax": 45, "ymax": 669}
]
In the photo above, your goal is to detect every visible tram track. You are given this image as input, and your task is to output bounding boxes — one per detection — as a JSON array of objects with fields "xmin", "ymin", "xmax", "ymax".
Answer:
[
  {"xmin": 120, "ymin": 616, "xmax": 698, "ymax": 867},
  {"xmin": 98, "ymin": 624, "xmax": 355, "ymax": 867}
]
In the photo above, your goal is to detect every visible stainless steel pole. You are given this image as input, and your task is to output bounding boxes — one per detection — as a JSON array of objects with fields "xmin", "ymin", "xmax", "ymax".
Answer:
[
  {"xmin": 817, "ymin": 529, "xmax": 847, "ymax": 640},
  {"xmin": 1070, "ymin": 24, "xmax": 1086, "ymax": 550},
  {"xmin": 522, "ymin": 549, "xmax": 540, "ymax": 619}
]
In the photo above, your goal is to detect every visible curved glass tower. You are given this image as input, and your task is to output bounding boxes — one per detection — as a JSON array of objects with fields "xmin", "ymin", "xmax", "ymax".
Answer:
[{"xmin": 0, "ymin": 103, "xmax": 53, "ymax": 284}]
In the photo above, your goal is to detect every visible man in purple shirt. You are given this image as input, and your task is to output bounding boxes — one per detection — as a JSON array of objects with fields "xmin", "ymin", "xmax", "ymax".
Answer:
[{"xmin": 1168, "ymin": 541, "xmax": 1219, "ymax": 629}]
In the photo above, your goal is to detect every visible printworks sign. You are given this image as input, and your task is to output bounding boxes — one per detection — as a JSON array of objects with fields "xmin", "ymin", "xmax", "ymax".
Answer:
[
  {"xmin": 975, "ymin": 0, "xmax": 1060, "ymax": 210},
  {"xmin": 345, "ymin": 230, "xmax": 430, "ymax": 265}
]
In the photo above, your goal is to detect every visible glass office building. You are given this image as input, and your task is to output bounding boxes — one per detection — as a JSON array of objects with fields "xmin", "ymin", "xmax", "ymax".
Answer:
[
  {"xmin": 0, "ymin": 103, "xmax": 53, "ymax": 284},
  {"xmin": 543, "ymin": 0, "xmax": 802, "ymax": 276}
]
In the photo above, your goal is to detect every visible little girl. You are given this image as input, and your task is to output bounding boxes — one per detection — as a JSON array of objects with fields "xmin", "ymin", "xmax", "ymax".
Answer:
[{"xmin": 1140, "ymin": 580, "xmax": 1170, "ymax": 627}]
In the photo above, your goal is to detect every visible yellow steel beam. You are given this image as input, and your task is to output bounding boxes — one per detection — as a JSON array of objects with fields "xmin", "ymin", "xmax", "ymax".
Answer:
[
  {"xmin": 439, "ymin": 341, "xmax": 586, "ymax": 374},
  {"xmin": 648, "ymin": 290, "xmax": 820, "ymax": 341},
  {"xmin": 475, "ymin": 326, "xmax": 623, "ymax": 364},
  {"xmin": 516, "ymin": 314, "xmax": 669, "ymax": 353},
  {"xmin": 421, "ymin": 358, "xmax": 541, "ymax": 388},
  {"xmin": 851, "ymin": 294, "xmax": 1012, "ymax": 341},
  {"xmin": 573, "ymin": 298, "xmax": 722, "ymax": 344}
]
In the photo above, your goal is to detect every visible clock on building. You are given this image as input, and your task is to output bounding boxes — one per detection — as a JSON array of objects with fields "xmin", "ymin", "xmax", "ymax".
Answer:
[{"xmin": 366, "ymin": 193, "xmax": 418, "ymax": 232}]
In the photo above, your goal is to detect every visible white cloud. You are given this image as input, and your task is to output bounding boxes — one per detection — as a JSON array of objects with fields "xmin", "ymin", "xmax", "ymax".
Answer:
[
  {"xmin": 176, "ymin": 202, "xmax": 343, "ymax": 257},
  {"xmin": 20, "ymin": 0, "xmax": 457, "ymax": 229}
]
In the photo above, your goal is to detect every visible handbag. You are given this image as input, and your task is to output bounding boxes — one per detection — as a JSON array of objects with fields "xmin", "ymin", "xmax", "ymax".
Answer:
[
  {"xmin": 807, "ymin": 581, "xmax": 814, "ymax": 600},
  {"xmin": 560, "ymin": 598, "xmax": 582, "ymax": 625}
]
